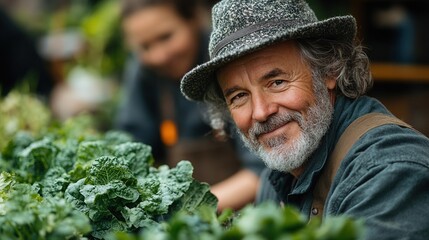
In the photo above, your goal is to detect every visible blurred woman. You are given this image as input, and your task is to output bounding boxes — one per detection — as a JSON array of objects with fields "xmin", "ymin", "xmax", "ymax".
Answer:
[{"xmin": 115, "ymin": 0, "xmax": 265, "ymax": 210}]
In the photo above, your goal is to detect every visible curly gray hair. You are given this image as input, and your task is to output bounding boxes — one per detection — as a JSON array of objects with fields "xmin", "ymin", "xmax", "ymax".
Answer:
[{"xmin": 203, "ymin": 38, "xmax": 373, "ymax": 136}]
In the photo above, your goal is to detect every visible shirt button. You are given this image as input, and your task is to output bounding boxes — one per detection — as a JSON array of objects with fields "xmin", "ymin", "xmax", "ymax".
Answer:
[{"xmin": 311, "ymin": 207, "xmax": 319, "ymax": 215}]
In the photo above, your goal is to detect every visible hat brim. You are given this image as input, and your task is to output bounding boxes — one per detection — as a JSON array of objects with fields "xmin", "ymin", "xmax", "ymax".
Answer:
[{"xmin": 181, "ymin": 15, "xmax": 356, "ymax": 101}]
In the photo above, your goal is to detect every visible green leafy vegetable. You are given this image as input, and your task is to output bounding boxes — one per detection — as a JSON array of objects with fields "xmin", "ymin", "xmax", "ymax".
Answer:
[
  {"xmin": 0, "ymin": 173, "xmax": 91, "ymax": 240},
  {"xmin": 1, "ymin": 113, "xmax": 218, "ymax": 239},
  {"xmin": 0, "ymin": 92, "xmax": 50, "ymax": 150},
  {"xmin": 17, "ymin": 138, "xmax": 58, "ymax": 183}
]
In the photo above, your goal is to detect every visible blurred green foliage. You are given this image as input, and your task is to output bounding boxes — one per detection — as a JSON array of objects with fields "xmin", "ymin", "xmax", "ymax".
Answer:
[
  {"xmin": 78, "ymin": 0, "xmax": 126, "ymax": 77},
  {"xmin": 10, "ymin": 0, "xmax": 126, "ymax": 78},
  {"xmin": 0, "ymin": 91, "xmax": 51, "ymax": 151}
]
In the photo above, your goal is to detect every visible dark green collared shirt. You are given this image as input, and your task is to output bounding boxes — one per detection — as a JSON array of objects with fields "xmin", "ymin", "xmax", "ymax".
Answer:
[{"xmin": 257, "ymin": 95, "xmax": 429, "ymax": 239}]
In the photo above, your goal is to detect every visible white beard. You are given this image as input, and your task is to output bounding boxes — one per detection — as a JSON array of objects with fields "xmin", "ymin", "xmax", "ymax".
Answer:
[{"xmin": 237, "ymin": 77, "xmax": 333, "ymax": 173}]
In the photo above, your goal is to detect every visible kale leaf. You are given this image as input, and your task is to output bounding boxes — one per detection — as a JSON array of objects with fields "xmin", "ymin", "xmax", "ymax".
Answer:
[{"xmin": 0, "ymin": 173, "xmax": 91, "ymax": 240}]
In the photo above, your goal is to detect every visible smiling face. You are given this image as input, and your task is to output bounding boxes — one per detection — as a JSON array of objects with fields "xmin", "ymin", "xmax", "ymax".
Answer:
[
  {"xmin": 217, "ymin": 41, "xmax": 336, "ymax": 177},
  {"xmin": 123, "ymin": 4, "xmax": 200, "ymax": 80}
]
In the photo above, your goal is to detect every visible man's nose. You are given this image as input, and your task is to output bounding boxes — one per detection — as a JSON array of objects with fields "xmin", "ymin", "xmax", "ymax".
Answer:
[{"xmin": 251, "ymin": 93, "xmax": 278, "ymax": 122}]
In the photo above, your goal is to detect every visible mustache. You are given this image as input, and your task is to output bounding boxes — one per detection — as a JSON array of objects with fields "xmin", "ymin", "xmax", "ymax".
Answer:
[{"xmin": 248, "ymin": 111, "xmax": 303, "ymax": 139}]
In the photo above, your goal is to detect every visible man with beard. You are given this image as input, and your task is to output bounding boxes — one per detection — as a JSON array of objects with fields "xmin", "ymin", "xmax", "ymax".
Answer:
[{"xmin": 180, "ymin": 0, "xmax": 429, "ymax": 239}]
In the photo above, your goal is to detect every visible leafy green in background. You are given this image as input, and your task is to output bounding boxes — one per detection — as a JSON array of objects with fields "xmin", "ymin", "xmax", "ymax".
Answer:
[
  {"xmin": 78, "ymin": 0, "xmax": 126, "ymax": 77},
  {"xmin": 0, "ymin": 92, "xmax": 51, "ymax": 150}
]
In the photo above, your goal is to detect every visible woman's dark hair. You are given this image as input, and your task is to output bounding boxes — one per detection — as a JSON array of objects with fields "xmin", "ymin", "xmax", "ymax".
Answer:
[{"xmin": 120, "ymin": 0, "xmax": 202, "ymax": 20}]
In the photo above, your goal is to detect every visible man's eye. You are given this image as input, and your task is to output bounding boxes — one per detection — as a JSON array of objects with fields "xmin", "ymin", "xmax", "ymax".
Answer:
[
  {"xmin": 230, "ymin": 92, "xmax": 247, "ymax": 105},
  {"xmin": 272, "ymin": 80, "xmax": 286, "ymax": 87},
  {"xmin": 268, "ymin": 79, "xmax": 289, "ymax": 91}
]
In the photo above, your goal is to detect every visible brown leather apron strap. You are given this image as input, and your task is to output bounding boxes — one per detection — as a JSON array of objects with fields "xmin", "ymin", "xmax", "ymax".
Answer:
[{"xmin": 311, "ymin": 113, "xmax": 413, "ymax": 219}]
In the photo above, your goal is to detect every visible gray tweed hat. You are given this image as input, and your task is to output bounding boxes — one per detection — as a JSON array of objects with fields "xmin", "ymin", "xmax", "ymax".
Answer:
[{"xmin": 181, "ymin": 0, "xmax": 357, "ymax": 101}]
